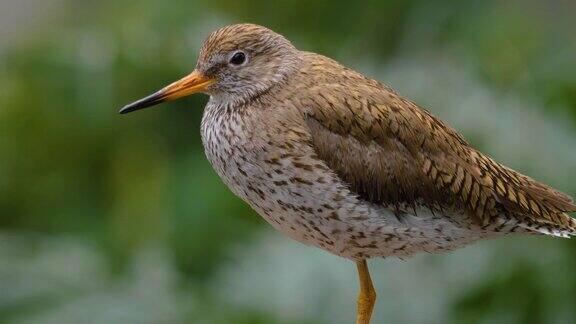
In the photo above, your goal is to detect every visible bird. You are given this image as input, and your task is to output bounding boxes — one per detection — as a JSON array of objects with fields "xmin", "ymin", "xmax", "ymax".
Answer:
[{"xmin": 119, "ymin": 23, "xmax": 576, "ymax": 324}]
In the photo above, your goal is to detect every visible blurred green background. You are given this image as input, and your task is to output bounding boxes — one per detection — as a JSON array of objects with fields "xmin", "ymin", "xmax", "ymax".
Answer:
[{"xmin": 1, "ymin": 0, "xmax": 575, "ymax": 323}]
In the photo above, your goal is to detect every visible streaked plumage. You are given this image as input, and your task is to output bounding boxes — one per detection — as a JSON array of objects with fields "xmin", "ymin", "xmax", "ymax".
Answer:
[
  {"xmin": 121, "ymin": 23, "xmax": 576, "ymax": 324},
  {"xmin": 195, "ymin": 24, "xmax": 575, "ymax": 260}
]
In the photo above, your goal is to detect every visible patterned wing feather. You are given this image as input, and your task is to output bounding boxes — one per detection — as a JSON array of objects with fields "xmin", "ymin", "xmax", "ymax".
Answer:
[{"xmin": 300, "ymin": 53, "xmax": 576, "ymax": 231}]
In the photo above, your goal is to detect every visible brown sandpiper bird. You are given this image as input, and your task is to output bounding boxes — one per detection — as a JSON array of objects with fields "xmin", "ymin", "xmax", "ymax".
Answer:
[{"xmin": 120, "ymin": 23, "xmax": 576, "ymax": 324}]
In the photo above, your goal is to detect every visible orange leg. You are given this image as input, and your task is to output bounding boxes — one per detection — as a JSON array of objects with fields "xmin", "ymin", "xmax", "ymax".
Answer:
[{"xmin": 355, "ymin": 259, "xmax": 377, "ymax": 324}]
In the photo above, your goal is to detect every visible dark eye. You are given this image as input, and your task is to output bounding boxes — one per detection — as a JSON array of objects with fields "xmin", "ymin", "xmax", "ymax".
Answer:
[{"xmin": 229, "ymin": 51, "xmax": 246, "ymax": 65}]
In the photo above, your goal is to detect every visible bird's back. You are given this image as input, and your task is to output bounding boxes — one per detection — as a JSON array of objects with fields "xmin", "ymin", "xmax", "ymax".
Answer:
[{"xmin": 295, "ymin": 51, "xmax": 576, "ymax": 237}]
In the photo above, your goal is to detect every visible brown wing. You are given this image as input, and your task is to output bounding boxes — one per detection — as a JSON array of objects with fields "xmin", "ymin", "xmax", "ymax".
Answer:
[{"xmin": 299, "ymin": 54, "xmax": 576, "ymax": 229}]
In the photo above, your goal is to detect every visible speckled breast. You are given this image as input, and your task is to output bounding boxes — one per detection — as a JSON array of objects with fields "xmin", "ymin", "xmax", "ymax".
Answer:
[
  {"xmin": 199, "ymin": 100, "xmax": 500, "ymax": 260},
  {"xmin": 200, "ymin": 99, "xmax": 379, "ymax": 257}
]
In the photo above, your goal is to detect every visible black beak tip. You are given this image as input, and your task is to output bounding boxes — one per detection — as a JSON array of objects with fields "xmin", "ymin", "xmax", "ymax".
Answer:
[
  {"xmin": 118, "ymin": 91, "xmax": 165, "ymax": 115},
  {"xmin": 118, "ymin": 105, "xmax": 136, "ymax": 114}
]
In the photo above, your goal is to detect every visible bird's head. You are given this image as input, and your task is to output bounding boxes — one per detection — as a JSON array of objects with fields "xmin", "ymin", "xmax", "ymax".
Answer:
[{"xmin": 119, "ymin": 23, "xmax": 299, "ymax": 114}]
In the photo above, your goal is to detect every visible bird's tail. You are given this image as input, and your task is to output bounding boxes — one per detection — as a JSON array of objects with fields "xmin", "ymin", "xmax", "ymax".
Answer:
[{"xmin": 516, "ymin": 212, "xmax": 576, "ymax": 238}]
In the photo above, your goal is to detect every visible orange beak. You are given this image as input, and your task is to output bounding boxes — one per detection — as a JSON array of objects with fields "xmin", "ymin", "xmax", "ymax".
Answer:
[{"xmin": 119, "ymin": 70, "xmax": 215, "ymax": 114}]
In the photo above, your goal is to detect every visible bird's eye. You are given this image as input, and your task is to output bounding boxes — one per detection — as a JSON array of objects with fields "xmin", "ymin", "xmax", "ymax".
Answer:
[{"xmin": 229, "ymin": 51, "xmax": 247, "ymax": 66}]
